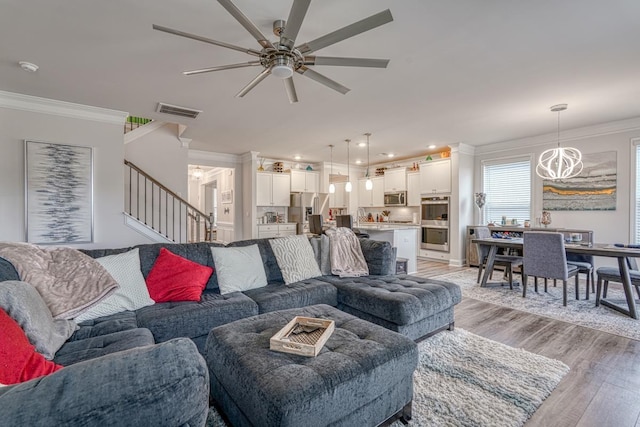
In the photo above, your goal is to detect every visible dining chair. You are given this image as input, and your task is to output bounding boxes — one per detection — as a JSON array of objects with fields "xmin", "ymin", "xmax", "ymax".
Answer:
[
  {"xmin": 522, "ymin": 232, "xmax": 579, "ymax": 306},
  {"xmin": 475, "ymin": 226, "xmax": 523, "ymax": 289},
  {"xmin": 595, "ymin": 257, "xmax": 640, "ymax": 306},
  {"xmin": 566, "ymin": 253, "xmax": 595, "ymax": 299}
]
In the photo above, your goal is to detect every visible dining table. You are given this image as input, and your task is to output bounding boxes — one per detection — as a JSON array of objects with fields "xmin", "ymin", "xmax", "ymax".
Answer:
[{"xmin": 472, "ymin": 237, "xmax": 640, "ymax": 319}]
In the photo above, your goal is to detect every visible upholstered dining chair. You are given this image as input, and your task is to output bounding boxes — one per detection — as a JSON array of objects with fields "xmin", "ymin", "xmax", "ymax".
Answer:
[
  {"xmin": 595, "ymin": 257, "xmax": 640, "ymax": 306},
  {"xmin": 475, "ymin": 226, "xmax": 523, "ymax": 289},
  {"xmin": 566, "ymin": 253, "xmax": 595, "ymax": 299},
  {"xmin": 522, "ymin": 231, "xmax": 579, "ymax": 306}
]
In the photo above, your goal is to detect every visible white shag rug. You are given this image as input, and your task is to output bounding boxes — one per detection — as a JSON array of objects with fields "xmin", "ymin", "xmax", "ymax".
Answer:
[
  {"xmin": 206, "ymin": 329, "xmax": 568, "ymax": 427},
  {"xmin": 430, "ymin": 268, "xmax": 640, "ymax": 341}
]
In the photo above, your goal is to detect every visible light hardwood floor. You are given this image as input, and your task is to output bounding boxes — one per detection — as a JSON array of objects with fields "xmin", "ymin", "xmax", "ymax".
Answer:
[{"xmin": 416, "ymin": 259, "xmax": 640, "ymax": 427}]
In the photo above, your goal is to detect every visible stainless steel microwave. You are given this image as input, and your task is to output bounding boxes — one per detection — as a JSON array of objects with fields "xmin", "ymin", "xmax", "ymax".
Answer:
[{"xmin": 384, "ymin": 191, "xmax": 406, "ymax": 207}]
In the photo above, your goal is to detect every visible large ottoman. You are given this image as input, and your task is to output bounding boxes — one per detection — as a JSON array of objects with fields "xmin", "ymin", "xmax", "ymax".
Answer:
[
  {"xmin": 206, "ymin": 304, "xmax": 418, "ymax": 427},
  {"xmin": 321, "ymin": 275, "xmax": 462, "ymax": 341}
]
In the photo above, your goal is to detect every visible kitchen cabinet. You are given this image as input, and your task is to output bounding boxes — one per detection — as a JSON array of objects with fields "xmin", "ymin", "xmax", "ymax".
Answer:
[
  {"xmin": 257, "ymin": 223, "xmax": 296, "ymax": 238},
  {"xmin": 407, "ymin": 172, "xmax": 421, "ymax": 206},
  {"xmin": 383, "ymin": 167, "xmax": 407, "ymax": 192},
  {"xmin": 420, "ymin": 159, "xmax": 451, "ymax": 194},
  {"xmin": 290, "ymin": 170, "xmax": 319, "ymax": 193},
  {"xmin": 358, "ymin": 176, "xmax": 384, "ymax": 207},
  {"xmin": 329, "ymin": 181, "xmax": 348, "ymax": 208},
  {"xmin": 256, "ymin": 172, "xmax": 291, "ymax": 206}
]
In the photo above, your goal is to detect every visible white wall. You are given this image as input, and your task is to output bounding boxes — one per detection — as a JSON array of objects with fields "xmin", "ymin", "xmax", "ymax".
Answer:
[
  {"xmin": 474, "ymin": 119, "xmax": 640, "ymax": 267},
  {"xmin": 0, "ymin": 93, "xmax": 153, "ymax": 248}
]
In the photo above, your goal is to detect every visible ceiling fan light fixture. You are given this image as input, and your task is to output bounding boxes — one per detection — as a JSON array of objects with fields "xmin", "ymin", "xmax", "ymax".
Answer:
[{"xmin": 271, "ymin": 56, "xmax": 294, "ymax": 79}]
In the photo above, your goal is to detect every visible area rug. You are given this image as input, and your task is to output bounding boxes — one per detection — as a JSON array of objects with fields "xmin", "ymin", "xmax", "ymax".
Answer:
[
  {"xmin": 430, "ymin": 268, "xmax": 640, "ymax": 341},
  {"xmin": 206, "ymin": 329, "xmax": 568, "ymax": 427}
]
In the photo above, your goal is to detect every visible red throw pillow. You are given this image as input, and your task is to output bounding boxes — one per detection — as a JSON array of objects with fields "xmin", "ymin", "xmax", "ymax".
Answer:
[
  {"xmin": 146, "ymin": 248, "xmax": 213, "ymax": 302},
  {"xmin": 0, "ymin": 308, "xmax": 63, "ymax": 385}
]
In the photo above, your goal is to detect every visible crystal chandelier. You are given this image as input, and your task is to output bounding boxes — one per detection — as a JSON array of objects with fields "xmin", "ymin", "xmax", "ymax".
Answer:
[{"xmin": 536, "ymin": 104, "xmax": 583, "ymax": 180}]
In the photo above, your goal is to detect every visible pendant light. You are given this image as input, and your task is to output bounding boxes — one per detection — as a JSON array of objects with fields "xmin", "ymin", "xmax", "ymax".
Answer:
[
  {"xmin": 328, "ymin": 144, "xmax": 336, "ymax": 194},
  {"xmin": 364, "ymin": 133, "xmax": 373, "ymax": 190},
  {"xmin": 536, "ymin": 104, "xmax": 583, "ymax": 180},
  {"xmin": 344, "ymin": 139, "xmax": 352, "ymax": 192}
]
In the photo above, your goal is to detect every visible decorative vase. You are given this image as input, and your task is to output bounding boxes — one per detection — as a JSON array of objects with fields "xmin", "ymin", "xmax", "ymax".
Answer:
[
  {"xmin": 541, "ymin": 211, "xmax": 552, "ymax": 228},
  {"xmin": 474, "ymin": 192, "xmax": 486, "ymax": 225}
]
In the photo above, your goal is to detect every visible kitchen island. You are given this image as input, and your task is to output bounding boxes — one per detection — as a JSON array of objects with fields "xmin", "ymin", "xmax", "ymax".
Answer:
[{"xmin": 356, "ymin": 223, "xmax": 419, "ymax": 274}]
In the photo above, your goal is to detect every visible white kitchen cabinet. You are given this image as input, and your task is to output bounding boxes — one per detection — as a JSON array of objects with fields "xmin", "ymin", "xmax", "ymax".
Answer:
[
  {"xmin": 383, "ymin": 167, "xmax": 407, "ymax": 192},
  {"xmin": 407, "ymin": 172, "xmax": 421, "ymax": 206},
  {"xmin": 256, "ymin": 172, "xmax": 291, "ymax": 206},
  {"xmin": 290, "ymin": 170, "xmax": 319, "ymax": 193},
  {"xmin": 257, "ymin": 223, "xmax": 296, "ymax": 238},
  {"xmin": 329, "ymin": 181, "xmax": 348, "ymax": 208},
  {"xmin": 358, "ymin": 176, "xmax": 384, "ymax": 207},
  {"xmin": 419, "ymin": 159, "xmax": 451, "ymax": 194}
]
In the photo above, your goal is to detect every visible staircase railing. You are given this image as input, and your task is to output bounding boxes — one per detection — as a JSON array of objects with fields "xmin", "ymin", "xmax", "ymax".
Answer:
[
  {"xmin": 124, "ymin": 160, "xmax": 211, "ymax": 243},
  {"xmin": 124, "ymin": 116, "xmax": 153, "ymax": 134}
]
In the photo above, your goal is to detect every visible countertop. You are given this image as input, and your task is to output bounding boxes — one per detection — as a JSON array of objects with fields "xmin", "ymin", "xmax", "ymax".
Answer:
[{"xmin": 356, "ymin": 223, "xmax": 420, "ymax": 230}]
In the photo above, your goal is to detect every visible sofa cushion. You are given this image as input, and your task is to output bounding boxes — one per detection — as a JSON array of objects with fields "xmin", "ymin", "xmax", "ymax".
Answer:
[
  {"xmin": 359, "ymin": 238, "xmax": 396, "ymax": 276},
  {"xmin": 135, "ymin": 291, "xmax": 258, "ymax": 347},
  {"xmin": 243, "ymin": 278, "xmax": 338, "ymax": 313},
  {"xmin": 309, "ymin": 235, "xmax": 332, "ymax": 275},
  {"xmin": 0, "ymin": 257, "xmax": 20, "ymax": 282},
  {"xmin": 146, "ymin": 248, "xmax": 213, "ymax": 302},
  {"xmin": 0, "ymin": 281, "xmax": 77, "ymax": 360},
  {"xmin": 0, "ymin": 308, "xmax": 63, "ymax": 385},
  {"xmin": 322, "ymin": 275, "xmax": 462, "ymax": 325},
  {"xmin": 75, "ymin": 248, "xmax": 154, "ymax": 322},
  {"xmin": 226, "ymin": 239, "xmax": 284, "ymax": 284},
  {"xmin": 53, "ymin": 328, "xmax": 155, "ymax": 366},
  {"xmin": 269, "ymin": 235, "xmax": 322, "ymax": 284},
  {"xmin": 210, "ymin": 245, "xmax": 268, "ymax": 295},
  {"xmin": 72, "ymin": 310, "xmax": 139, "ymax": 341}
]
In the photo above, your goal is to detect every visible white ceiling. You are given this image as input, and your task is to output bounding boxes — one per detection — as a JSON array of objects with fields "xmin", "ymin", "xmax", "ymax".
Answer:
[{"xmin": 2, "ymin": 0, "xmax": 640, "ymax": 166}]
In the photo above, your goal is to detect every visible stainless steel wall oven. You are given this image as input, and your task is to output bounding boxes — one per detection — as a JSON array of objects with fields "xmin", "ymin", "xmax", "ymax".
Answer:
[{"xmin": 421, "ymin": 196, "xmax": 449, "ymax": 251}]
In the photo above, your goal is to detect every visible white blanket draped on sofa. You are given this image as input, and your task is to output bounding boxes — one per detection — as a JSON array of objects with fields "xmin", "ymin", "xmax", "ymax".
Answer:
[{"xmin": 324, "ymin": 227, "xmax": 369, "ymax": 278}]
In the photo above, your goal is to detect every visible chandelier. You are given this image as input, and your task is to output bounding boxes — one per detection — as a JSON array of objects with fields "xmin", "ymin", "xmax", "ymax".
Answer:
[{"xmin": 536, "ymin": 104, "xmax": 583, "ymax": 180}]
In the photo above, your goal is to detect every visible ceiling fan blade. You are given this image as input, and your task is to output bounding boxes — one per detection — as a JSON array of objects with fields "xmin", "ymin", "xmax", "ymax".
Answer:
[
  {"xmin": 217, "ymin": 0, "xmax": 273, "ymax": 49},
  {"xmin": 304, "ymin": 56, "xmax": 390, "ymax": 68},
  {"xmin": 283, "ymin": 77, "xmax": 299, "ymax": 103},
  {"xmin": 184, "ymin": 61, "xmax": 262, "ymax": 75},
  {"xmin": 280, "ymin": 0, "xmax": 311, "ymax": 49},
  {"xmin": 236, "ymin": 68, "xmax": 271, "ymax": 98},
  {"xmin": 297, "ymin": 66, "xmax": 350, "ymax": 95},
  {"xmin": 152, "ymin": 24, "xmax": 261, "ymax": 56},
  {"xmin": 296, "ymin": 9, "xmax": 393, "ymax": 55}
]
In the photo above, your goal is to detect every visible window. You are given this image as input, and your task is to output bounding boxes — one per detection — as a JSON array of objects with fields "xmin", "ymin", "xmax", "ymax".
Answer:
[
  {"xmin": 482, "ymin": 157, "xmax": 531, "ymax": 225},
  {"xmin": 634, "ymin": 140, "xmax": 640, "ymax": 243}
]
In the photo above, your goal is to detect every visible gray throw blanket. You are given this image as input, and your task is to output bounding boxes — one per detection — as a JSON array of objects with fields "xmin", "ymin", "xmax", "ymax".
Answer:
[
  {"xmin": 324, "ymin": 227, "xmax": 369, "ymax": 277},
  {"xmin": 0, "ymin": 242, "xmax": 119, "ymax": 319}
]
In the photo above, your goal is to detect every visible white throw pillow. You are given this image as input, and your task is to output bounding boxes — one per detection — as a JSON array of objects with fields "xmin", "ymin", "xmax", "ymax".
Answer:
[
  {"xmin": 211, "ymin": 245, "xmax": 268, "ymax": 295},
  {"xmin": 269, "ymin": 235, "xmax": 322, "ymax": 285},
  {"xmin": 74, "ymin": 249, "xmax": 154, "ymax": 322}
]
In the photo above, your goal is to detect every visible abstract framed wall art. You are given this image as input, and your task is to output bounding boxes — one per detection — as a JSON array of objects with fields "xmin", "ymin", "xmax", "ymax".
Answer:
[
  {"xmin": 542, "ymin": 151, "xmax": 617, "ymax": 211},
  {"xmin": 25, "ymin": 140, "xmax": 94, "ymax": 244}
]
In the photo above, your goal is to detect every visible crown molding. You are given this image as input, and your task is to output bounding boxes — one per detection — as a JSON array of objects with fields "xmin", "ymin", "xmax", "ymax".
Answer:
[
  {"xmin": 449, "ymin": 142, "xmax": 475, "ymax": 156},
  {"xmin": 0, "ymin": 90, "xmax": 128, "ymax": 124},
  {"xmin": 189, "ymin": 149, "xmax": 242, "ymax": 164},
  {"xmin": 475, "ymin": 116, "xmax": 640, "ymax": 155}
]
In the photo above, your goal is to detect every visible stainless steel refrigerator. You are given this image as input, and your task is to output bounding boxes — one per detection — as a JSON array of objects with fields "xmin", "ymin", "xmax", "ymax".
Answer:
[{"xmin": 290, "ymin": 192, "xmax": 329, "ymax": 234}]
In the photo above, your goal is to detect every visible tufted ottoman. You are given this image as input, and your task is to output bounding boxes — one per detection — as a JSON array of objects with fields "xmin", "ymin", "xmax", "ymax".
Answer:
[
  {"xmin": 321, "ymin": 275, "xmax": 462, "ymax": 340},
  {"xmin": 205, "ymin": 304, "xmax": 417, "ymax": 427}
]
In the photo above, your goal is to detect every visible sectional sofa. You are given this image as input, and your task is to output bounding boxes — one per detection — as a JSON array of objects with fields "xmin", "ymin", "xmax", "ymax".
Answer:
[{"xmin": 0, "ymin": 236, "xmax": 461, "ymax": 426}]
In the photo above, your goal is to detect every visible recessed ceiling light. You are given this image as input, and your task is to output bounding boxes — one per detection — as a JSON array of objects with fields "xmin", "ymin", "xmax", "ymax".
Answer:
[
  {"xmin": 387, "ymin": 153, "xmax": 394, "ymax": 158},
  {"xmin": 358, "ymin": 142, "xmax": 366, "ymax": 147},
  {"xmin": 294, "ymin": 155, "xmax": 301, "ymax": 160},
  {"xmin": 428, "ymin": 144, "xmax": 436, "ymax": 149},
  {"xmin": 19, "ymin": 61, "xmax": 39, "ymax": 72},
  {"xmin": 355, "ymin": 160, "xmax": 362, "ymax": 164}
]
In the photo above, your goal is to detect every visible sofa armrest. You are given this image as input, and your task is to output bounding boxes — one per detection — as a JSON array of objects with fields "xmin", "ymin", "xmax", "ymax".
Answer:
[
  {"xmin": 0, "ymin": 338, "xmax": 209, "ymax": 427},
  {"xmin": 359, "ymin": 238, "xmax": 396, "ymax": 276}
]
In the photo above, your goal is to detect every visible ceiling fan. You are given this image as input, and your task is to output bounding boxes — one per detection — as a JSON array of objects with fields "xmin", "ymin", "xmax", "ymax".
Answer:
[{"xmin": 153, "ymin": 0, "xmax": 393, "ymax": 103}]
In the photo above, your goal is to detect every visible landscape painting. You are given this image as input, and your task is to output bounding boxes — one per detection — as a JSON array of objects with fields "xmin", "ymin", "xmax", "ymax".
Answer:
[
  {"xmin": 542, "ymin": 151, "xmax": 617, "ymax": 211},
  {"xmin": 25, "ymin": 140, "xmax": 93, "ymax": 243}
]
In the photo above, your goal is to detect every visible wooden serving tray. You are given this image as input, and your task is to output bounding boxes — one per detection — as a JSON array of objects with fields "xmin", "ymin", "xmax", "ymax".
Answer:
[{"xmin": 270, "ymin": 316, "xmax": 335, "ymax": 357}]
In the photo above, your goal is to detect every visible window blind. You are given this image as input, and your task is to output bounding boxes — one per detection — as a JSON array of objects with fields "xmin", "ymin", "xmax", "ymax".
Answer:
[
  {"xmin": 635, "ymin": 145, "xmax": 640, "ymax": 243},
  {"xmin": 483, "ymin": 159, "xmax": 531, "ymax": 225}
]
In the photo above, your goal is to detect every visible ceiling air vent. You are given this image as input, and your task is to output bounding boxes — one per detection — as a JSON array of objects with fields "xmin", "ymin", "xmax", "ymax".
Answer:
[{"xmin": 156, "ymin": 102, "xmax": 202, "ymax": 119}]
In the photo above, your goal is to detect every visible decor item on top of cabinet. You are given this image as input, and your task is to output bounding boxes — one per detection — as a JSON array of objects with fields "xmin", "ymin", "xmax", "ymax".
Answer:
[
  {"xmin": 306, "ymin": 165, "xmax": 312, "ymax": 171},
  {"xmin": 541, "ymin": 211, "xmax": 552, "ymax": 227},
  {"xmin": 542, "ymin": 151, "xmax": 616, "ymax": 211},
  {"xmin": 25, "ymin": 140, "xmax": 93, "ymax": 244},
  {"xmin": 257, "ymin": 157, "xmax": 265, "ymax": 171},
  {"xmin": 440, "ymin": 151, "xmax": 451, "ymax": 158},
  {"xmin": 375, "ymin": 167, "xmax": 387, "ymax": 176},
  {"xmin": 273, "ymin": 161, "xmax": 284, "ymax": 173}
]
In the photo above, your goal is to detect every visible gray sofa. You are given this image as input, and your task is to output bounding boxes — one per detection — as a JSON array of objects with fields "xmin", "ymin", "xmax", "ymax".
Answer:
[{"xmin": 0, "ymin": 236, "xmax": 461, "ymax": 426}]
